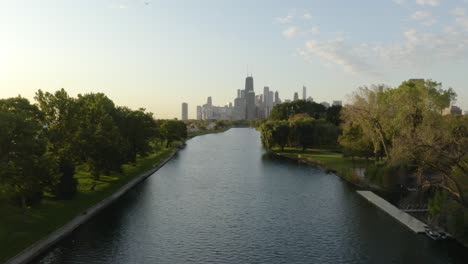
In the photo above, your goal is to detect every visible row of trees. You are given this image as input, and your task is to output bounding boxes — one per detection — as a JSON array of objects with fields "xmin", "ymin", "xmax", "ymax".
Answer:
[
  {"xmin": 0, "ymin": 89, "xmax": 187, "ymax": 207},
  {"xmin": 269, "ymin": 100, "xmax": 343, "ymax": 126},
  {"xmin": 260, "ymin": 101, "xmax": 341, "ymax": 151}
]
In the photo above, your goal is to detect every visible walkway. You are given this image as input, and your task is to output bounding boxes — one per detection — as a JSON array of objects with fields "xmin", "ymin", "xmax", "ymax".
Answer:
[{"xmin": 357, "ymin": 191, "xmax": 426, "ymax": 233}]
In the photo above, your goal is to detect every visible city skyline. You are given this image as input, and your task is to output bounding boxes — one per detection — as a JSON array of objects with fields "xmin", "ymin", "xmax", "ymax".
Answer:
[{"xmin": 1, "ymin": 1, "xmax": 468, "ymax": 119}]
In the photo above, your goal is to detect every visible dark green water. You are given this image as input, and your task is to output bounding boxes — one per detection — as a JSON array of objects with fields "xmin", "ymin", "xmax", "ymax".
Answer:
[{"xmin": 36, "ymin": 128, "xmax": 467, "ymax": 264}]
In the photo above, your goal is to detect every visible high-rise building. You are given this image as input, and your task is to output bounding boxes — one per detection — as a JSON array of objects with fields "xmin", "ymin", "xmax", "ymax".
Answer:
[
  {"xmin": 246, "ymin": 91, "xmax": 256, "ymax": 120},
  {"xmin": 237, "ymin": 89, "xmax": 241, "ymax": 98},
  {"xmin": 302, "ymin": 86, "xmax": 306, "ymax": 100},
  {"xmin": 245, "ymin": 76, "xmax": 256, "ymax": 120},
  {"xmin": 263, "ymin": 86, "xmax": 269, "ymax": 107},
  {"xmin": 196, "ymin": 106, "xmax": 202, "ymax": 120},
  {"xmin": 293, "ymin": 92, "xmax": 299, "ymax": 101},
  {"xmin": 207, "ymin": 96, "xmax": 212, "ymax": 107},
  {"xmin": 245, "ymin": 76, "xmax": 254, "ymax": 92},
  {"xmin": 268, "ymin": 91, "xmax": 274, "ymax": 107},
  {"xmin": 181, "ymin": 102, "xmax": 188, "ymax": 121},
  {"xmin": 275, "ymin": 91, "xmax": 279, "ymax": 104}
]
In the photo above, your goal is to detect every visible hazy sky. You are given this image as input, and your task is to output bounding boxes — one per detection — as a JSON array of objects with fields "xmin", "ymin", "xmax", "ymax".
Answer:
[{"xmin": 1, "ymin": 0, "xmax": 468, "ymax": 118}]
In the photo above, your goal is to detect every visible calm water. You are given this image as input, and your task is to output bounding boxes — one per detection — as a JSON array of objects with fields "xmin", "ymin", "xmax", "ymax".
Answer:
[{"xmin": 36, "ymin": 128, "xmax": 467, "ymax": 264}]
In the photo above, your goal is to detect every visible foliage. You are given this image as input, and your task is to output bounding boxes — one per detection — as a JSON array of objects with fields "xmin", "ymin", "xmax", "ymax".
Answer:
[
  {"xmin": 0, "ymin": 97, "xmax": 57, "ymax": 206},
  {"xmin": 260, "ymin": 115, "xmax": 339, "ymax": 152},
  {"xmin": 160, "ymin": 120, "xmax": 187, "ymax": 147},
  {"xmin": 269, "ymin": 100, "xmax": 326, "ymax": 121}
]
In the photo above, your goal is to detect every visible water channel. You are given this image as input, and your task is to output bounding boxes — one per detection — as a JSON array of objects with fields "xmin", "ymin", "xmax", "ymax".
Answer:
[{"xmin": 36, "ymin": 128, "xmax": 468, "ymax": 264}]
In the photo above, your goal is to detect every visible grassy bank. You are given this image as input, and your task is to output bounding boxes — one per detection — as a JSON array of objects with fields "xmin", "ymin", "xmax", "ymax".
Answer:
[
  {"xmin": 0, "ymin": 146, "xmax": 176, "ymax": 263},
  {"xmin": 188, "ymin": 127, "xmax": 231, "ymax": 139},
  {"xmin": 273, "ymin": 147, "xmax": 369, "ymax": 187}
]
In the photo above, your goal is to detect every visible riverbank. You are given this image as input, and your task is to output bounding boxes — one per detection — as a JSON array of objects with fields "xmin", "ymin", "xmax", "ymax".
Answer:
[
  {"xmin": 187, "ymin": 127, "xmax": 231, "ymax": 139},
  {"xmin": 272, "ymin": 148, "xmax": 468, "ymax": 248},
  {"xmin": 0, "ymin": 145, "xmax": 179, "ymax": 264},
  {"xmin": 271, "ymin": 148, "xmax": 371, "ymax": 189}
]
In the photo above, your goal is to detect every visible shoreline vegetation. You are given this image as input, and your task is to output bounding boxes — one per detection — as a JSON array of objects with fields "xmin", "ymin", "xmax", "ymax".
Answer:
[
  {"xmin": 1, "ymin": 146, "xmax": 177, "ymax": 263},
  {"xmin": 0, "ymin": 89, "xmax": 189, "ymax": 263},
  {"xmin": 1, "ymin": 124, "xmax": 238, "ymax": 263},
  {"xmin": 258, "ymin": 79, "xmax": 467, "ymax": 248},
  {"xmin": 270, "ymin": 148, "xmax": 369, "ymax": 188}
]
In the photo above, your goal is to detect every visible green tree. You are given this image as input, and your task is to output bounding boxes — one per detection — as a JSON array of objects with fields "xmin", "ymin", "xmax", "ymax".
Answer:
[
  {"xmin": 0, "ymin": 97, "xmax": 56, "ymax": 207},
  {"xmin": 160, "ymin": 120, "xmax": 187, "ymax": 147},
  {"xmin": 114, "ymin": 107, "xmax": 158, "ymax": 163},
  {"xmin": 326, "ymin": 105, "xmax": 343, "ymax": 126},
  {"xmin": 75, "ymin": 93, "xmax": 124, "ymax": 180},
  {"xmin": 35, "ymin": 89, "xmax": 79, "ymax": 199},
  {"xmin": 288, "ymin": 115, "xmax": 315, "ymax": 151}
]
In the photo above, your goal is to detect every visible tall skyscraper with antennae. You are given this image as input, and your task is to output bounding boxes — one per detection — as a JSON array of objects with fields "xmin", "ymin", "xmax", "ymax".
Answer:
[{"xmin": 245, "ymin": 75, "xmax": 256, "ymax": 120}]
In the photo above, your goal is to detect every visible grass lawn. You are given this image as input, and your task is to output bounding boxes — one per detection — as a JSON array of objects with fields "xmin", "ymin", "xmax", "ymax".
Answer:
[
  {"xmin": 0, "ymin": 146, "xmax": 175, "ymax": 263},
  {"xmin": 274, "ymin": 147, "xmax": 369, "ymax": 183}
]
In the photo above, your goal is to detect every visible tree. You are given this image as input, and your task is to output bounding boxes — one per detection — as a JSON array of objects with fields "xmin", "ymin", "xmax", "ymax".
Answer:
[
  {"xmin": 413, "ymin": 115, "xmax": 468, "ymax": 207},
  {"xmin": 339, "ymin": 122, "xmax": 374, "ymax": 165},
  {"xmin": 288, "ymin": 115, "xmax": 315, "ymax": 151},
  {"xmin": 341, "ymin": 84, "xmax": 396, "ymax": 161},
  {"xmin": 160, "ymin": 120, "xmax": 187, "ymax": 147},
  {"xmin": 75, "ymin": 93, "xmax": 124, "ymax": 180},
  {"xmin": 326, "ymin": 105, "xmax": 343, "ymax": 126},
  {"xmin": 114, "ymin": 107, "xmax": 158, "ymax": 163},
  {"xmin": 0, "ymin": 97, "xmax": 56, "ymax": 207},
  {"xmin": 269, "ymin": 101, "xmax": 326, "ymax": 121},
  {"xmin": 35, "ymin": 89, "xmax": 79, "ymax": 199}
]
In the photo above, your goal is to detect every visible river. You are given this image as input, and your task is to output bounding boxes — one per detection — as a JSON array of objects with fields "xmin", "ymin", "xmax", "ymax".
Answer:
[{"xmin": 35, "ymin": 128, "xmax": 468, "ymax": 264}]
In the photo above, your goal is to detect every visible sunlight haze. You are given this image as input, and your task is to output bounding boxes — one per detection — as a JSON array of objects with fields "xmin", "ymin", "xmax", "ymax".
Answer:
[{"xmin": 1, "ymin": 0, "xmax": 468, "ymax": 118}]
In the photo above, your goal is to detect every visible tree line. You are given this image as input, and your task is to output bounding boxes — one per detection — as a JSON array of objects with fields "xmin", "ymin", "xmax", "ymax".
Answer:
[
  {"xmin": 260, "ymin": 101, "xmax": 342, "ymax": 151},
  {"xmin": 262, "ymin": 79, "xmax": 467, "ymax": 240},
  {"xmin": 0, "ymin": 89, "xmax": 187, "ymax": 207}
]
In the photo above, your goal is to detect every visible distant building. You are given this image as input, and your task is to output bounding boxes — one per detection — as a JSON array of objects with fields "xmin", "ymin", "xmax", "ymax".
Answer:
[
  {"xmin": 274, "ymin": 91, "xmax": 280, "ymax": 104},
  {"xmin": 207, "ymin": 96, "xmax": 212, "ymax": 107},
  {"xmin": 332, "ymin": 100, "xmax": 342, "ymax": 107},
  {"xmin": 443, "ymin": 105, "xmax": 462, "ymax": 115},
  {"xmin": 284, "ymin": 99, "xmax": 291, "ymax": 103},
  {"xmin": 302, "ymin": 86, "xmax": 307, "ymax": 100},
  {"xmin": 293, "ymin": 92, "xmax": 299, "ymax": 101},
  {"xmin": 196, "ymin": 105, "xmax": 202, "ymax": 120},
  {"xmin": 181, "ymin": 102, "xmax": 188, "ymax": 121},
  {"xmin": 245, "ymin": 76, "xmax": 257, "ymax": 120},
  {"xmin": 321, "ymin": 101, "xmax": 330, "ymax": 108}
]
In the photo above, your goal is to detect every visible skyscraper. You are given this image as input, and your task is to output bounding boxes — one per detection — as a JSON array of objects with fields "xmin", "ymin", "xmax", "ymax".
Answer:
[
  {"xmin": 275, "ymin": 91, "xmax": 279, "ymax": 104},
  {"xmin": 245, "ymin": 76, "xmax": 256, "ymax": 120},
  {"xmin": 263, "ymin": 86, "xmax": 270, "ymax": 118},
  {"xmin": 302, "ymin": 86, "xmax": 306, "ymax": 100},
  {"xmin": 196, "ymin": 105, "xmax": 202, "ymax": 120},
  {"xmin": 245, "ymin": 76, "xmax": 254, "ymax": 92},
  {"xmin": 207, "ymin": 96, "xmax": 212, "ymax": 107},
  {"xmin": 181, "ymin": 102, "xmax": 188, "ymax": 121},
  {"xmin": 294, "ymin": 92, "xmax": 299, "ymax": 101}
]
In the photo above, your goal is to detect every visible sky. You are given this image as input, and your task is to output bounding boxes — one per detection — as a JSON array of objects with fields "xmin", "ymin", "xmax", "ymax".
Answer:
[{"xmin": 1, "ymin": 0, "xmax": 468, "ymax": 119}]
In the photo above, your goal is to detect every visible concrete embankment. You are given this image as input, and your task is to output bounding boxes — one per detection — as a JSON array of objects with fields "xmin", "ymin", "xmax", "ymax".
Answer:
[
  {"xmin": 5, "ymin": 149, "xmax": 180, "ymax": 264},
  {"xmin": 357, "ymin": 191, "xmax": 426, "ymax": 233}
]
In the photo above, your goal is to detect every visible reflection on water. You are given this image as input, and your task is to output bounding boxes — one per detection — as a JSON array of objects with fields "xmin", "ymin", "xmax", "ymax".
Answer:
[{"xmin": 36, "ymin": 128, "xmax": 468, "ymax": 264}]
